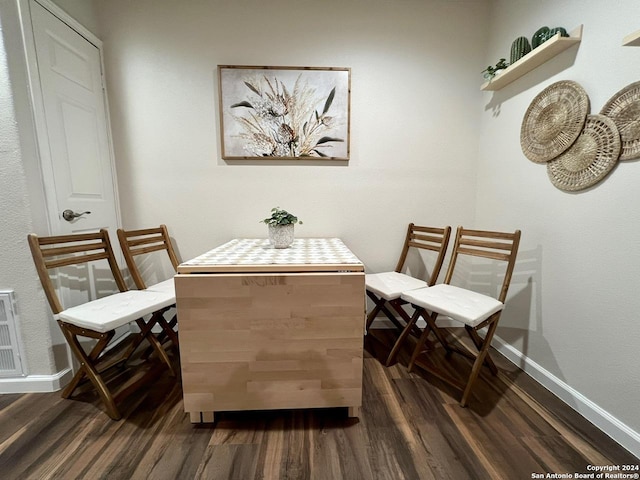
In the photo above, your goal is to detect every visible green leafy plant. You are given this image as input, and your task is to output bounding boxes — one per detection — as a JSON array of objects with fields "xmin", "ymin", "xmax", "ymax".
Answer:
[
  {"xmin": 261, "ymin": 207, "xmax": 303, "ymax": 226},
  {"xmin": 482, "ymin": 58, "xmax": 509, "ymax": 79},
  {"xmin": 231, "ymin": 75, "xmax": 344, "ymax": 158}
]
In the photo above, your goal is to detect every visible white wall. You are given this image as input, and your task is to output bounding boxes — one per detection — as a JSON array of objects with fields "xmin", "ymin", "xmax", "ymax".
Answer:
[
  {"xmin": 95, "ymin": 0, "xmax": 489, "ymax": 271},
  {"xmin": 478, "ymin": 0, "xmax": 640, "ymax": 455},
  {"xmin": 0, "ymin": 0, "xmax": 58, "ymax": 376},
  {"xmin": 1, "ymin": 0, "xmax": 490, "ymax": 380}
]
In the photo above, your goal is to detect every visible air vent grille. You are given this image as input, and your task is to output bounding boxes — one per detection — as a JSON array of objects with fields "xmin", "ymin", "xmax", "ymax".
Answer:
[{"xmin": 0, "ymin": 291, "xmax": 24, "ymax": 376}]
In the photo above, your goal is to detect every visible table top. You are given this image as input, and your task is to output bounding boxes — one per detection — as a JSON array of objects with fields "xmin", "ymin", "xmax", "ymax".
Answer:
[{"xmin": 177, "ymin": 238, "xmax": 364, "ymax": 274}]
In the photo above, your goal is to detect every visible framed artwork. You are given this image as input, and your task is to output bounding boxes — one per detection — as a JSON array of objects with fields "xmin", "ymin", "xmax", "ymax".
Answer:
[{"xmin": 218, "ymin": 65, "xmax": 351, "ymax": 160}]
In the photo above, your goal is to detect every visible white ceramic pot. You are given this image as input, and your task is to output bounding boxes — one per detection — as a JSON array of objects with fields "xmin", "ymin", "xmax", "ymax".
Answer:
[{"xmin": 268, "ymin": 224, "xmax": 295, "ymax": 248}]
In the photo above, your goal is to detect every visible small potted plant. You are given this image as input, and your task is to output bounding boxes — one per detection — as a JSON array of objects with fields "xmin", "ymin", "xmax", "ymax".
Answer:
[
  {"xmin": 482, "ymin": 58, "xmax": 509, "ymax": 80},
  {"xmin": 261, "ymin": 207, "xmax": 303, "ymax": 249}
]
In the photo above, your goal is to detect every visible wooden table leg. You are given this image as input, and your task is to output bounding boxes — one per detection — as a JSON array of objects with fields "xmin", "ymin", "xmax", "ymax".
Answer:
[
  {"xmin": 189, "ymin": 411, "xmax": 216, "ymax": 423},
  {"xmin": 347, "ymin": 406, "xmax": 360, "ymax": 418}
]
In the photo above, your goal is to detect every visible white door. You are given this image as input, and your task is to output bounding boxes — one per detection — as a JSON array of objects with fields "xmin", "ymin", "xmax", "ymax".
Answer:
[
  {"xmin": 23, "ymin": 0, "xmax": 128, "ymax": 347},
  {"xmin": 29, "ymin": 0, "xmax": 120, "ymax": 237}
]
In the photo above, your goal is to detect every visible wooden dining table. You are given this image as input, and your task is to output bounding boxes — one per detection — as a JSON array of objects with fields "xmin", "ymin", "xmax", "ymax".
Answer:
[{"xmin": 174, "ymin": 238, "xmax": 365, "ymax": 423}]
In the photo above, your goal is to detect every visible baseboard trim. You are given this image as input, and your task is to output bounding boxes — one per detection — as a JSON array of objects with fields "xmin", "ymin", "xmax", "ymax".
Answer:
[
  {"xmin": 0, "ymin": 367, "xmax": 72, "ymax": 393},
  {"xmin": 492, "ymin": 334, "xmax": 640, "ymax": 459},
  {"xmin": 0, "ymin": 332, "xmax": 135, "ymax": 395}
]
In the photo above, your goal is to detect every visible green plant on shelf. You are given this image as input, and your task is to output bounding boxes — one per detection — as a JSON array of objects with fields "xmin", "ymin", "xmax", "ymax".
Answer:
[
  {"xmin": 482, "ymin": 58, "xmax": 510, "ymax": 80},
  {"xmin": 261, "ymin": 207, "xmax": 303, "ymax": 226}
]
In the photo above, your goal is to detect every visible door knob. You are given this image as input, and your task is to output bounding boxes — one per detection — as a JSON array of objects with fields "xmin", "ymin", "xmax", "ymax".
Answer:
[{"xmin": 62, "ymin": 209, "xmax": 91, "ymax": 222}]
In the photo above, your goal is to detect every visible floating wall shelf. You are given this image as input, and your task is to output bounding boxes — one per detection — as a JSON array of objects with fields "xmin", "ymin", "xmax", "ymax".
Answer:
[
  {"xmin": 481, "ymin": 25, "xmax": 583, "ymax": 91},
  {"xmin": 622, "ymin": 29, "xmax": 640, "ymax": 46}
]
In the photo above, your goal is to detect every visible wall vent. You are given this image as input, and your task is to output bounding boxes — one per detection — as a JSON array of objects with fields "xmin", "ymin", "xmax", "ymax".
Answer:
[{"xmin": 0, "ymin": 290, "xmax": 24, "ymax": 377}]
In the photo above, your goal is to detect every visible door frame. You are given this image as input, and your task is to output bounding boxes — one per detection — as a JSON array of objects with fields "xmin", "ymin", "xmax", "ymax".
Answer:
[
  {"xmin": 16, "ymin": 0, "xmax": 124, "ymax": 379},
  {"xmin": 17, "ymin": 0, "xmax": 122, "ymax": 237}
]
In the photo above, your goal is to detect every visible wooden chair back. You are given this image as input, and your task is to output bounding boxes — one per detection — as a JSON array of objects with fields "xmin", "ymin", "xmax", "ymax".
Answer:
[
  {"xmin": 117, "ymin": 225, "xmax": 179, "ymax": 290},
  {"xmin": 395, "ymin": 223, "xmax": 452, "ymax": 286},
  {"xmin": 27, "ymin": 229, "xmax": 127, "ymax": 314},
  {"xmin": 443, "ymin": 227, "xmax": 521, "ymax": 303}
]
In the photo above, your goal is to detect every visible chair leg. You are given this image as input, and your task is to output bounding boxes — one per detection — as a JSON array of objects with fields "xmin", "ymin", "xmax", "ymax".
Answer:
[
  {"xmin": 366, "ymin": 291, "xmax": 404, "ymax": 331},
  {"xmin": 385, "ymin": 308, "xmax": 420, "ymax": 366},
  {"xmin": 424, "ymin": 311, "xmax": 451, "ymax": 354},
  {"xmin": 58, "ymin": 321, "xmax": 121, "ymax": 420},
  {"xmin": 460, "ymin": 319, "xmax": 499, "ymax": 407},
  {"xmin": 61, "ymin": 330, "xmax": 114, "ymax": 398},
  {"xmin": 156, "ymin": 309, "xmax": 179, "ymax": 348},
  {"xmin": 368, "ymin": 293, "xmax": 440, "ymax": 367},
  {"xmin": 407, "ymin": 309, "xmax": 430, "ymax": 372},
  {"xmin": 383, "ymin": 297, "xmax": 425, "ymax": 366},
  {"xmin": 365, "ymin": 301, "xmax": 382, "ymax": 332},
  {"xmin": 124, "ymin": 312, "xmax": 176, "ymax": 376},
  {"xmin": 140, "ymin": 313, "xmax": 175, "ymax": 376},
  {"xmin": 408, "ymin": 309, "xmax": 452, "ymax": 372},
  {"xmin": 465, "ymin": 325, "xmax": 498, "ymax": 375},
  {"xmin": 142, "ymin": 308, "xmax": 178, "ymax": 359},
  {"xmin": 389, "ymin": 299, "xmax": 422, "ymax": 337}
]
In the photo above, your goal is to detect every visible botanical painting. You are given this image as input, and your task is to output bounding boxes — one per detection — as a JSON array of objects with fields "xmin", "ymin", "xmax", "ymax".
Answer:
[{"xmin": 218, "ymin": 66, "xmax": 350, "ymax": 160}]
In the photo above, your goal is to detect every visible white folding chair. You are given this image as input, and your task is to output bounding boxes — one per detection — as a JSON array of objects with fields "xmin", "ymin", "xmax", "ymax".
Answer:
[
  {"xmin": 117, "ymin": 225, "xmax": 179, "ymax": 349},
  {"xmin": 28, "ymin": 229, "xmax": 176, "ymax": 420},
  {"xmin": 365, "ymin": 224, "xmax": 451, "ymax": 365},
  {"xmin": 401, "ymin": 227, "xmax": 521, "ymax": 407}
]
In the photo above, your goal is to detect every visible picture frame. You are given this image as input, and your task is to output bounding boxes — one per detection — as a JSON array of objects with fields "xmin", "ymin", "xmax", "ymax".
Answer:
[{"xmin": 218, "ymin": 65, "xmax": 351, "ymax": 160}]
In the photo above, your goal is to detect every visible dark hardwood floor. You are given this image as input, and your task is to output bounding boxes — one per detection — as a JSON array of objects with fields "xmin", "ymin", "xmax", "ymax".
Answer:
[{"xmin": 0, "ymin": 328, "xmax": 637, "ymax": 480}]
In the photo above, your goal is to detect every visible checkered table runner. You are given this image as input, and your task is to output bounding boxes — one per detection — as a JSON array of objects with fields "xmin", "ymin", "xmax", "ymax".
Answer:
[{"xmin": 182, "ymin": 238, "xmax": 363, "ymax": 268}]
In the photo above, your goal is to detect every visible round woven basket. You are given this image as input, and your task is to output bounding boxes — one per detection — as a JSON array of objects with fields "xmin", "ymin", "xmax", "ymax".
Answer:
[
  {"xmin": 547, "ymin": 114, "xmax": 621, "ymax": 192},
  {"xmin": 599, "ymin": 80, "xmax": 640, "ymax": 161},
  {"xmin": 521, "ymin": 80, "xmax": 590, "ymax": 163}
]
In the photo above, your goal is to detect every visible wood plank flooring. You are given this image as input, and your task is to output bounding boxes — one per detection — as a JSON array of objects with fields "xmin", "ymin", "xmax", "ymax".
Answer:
[{"xmin": 0, "ymin": 328, "xmax": 637, "ymax": 479}]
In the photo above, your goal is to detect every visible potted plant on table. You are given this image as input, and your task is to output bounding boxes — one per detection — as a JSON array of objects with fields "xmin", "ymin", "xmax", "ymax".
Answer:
[{"xmin": 261, "ymin": 207, "xmax": 303, "ymax": 249}]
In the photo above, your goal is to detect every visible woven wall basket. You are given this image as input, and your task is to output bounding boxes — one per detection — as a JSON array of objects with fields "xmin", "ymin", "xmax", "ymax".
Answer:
[
  {"xmin": 547, "ymin": 114, "xmax": 621, "ymax": 192},
  {"xmin": 599, "ymin": 80, "xmax": 640, "ymax": 161},
  {"xmin": 521, "ymin": 80, "xmax": 590, "ymax": 163}
]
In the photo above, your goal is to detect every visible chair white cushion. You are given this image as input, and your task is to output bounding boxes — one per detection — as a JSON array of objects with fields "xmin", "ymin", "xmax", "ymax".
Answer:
[
  {"xmin": 365, "ymin": 271, "xmax": 428, "ymax": 301},
  {"xmin": 58, "ymin": 290, "xmax": 175, "ymax": 333},
  {"xmin": 146, "ymin": 278, "xmax": 176, "ymax": 300},
  {"xmin": 401, "ymin": 284, "xmax": 503, "ymax": 327}
]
